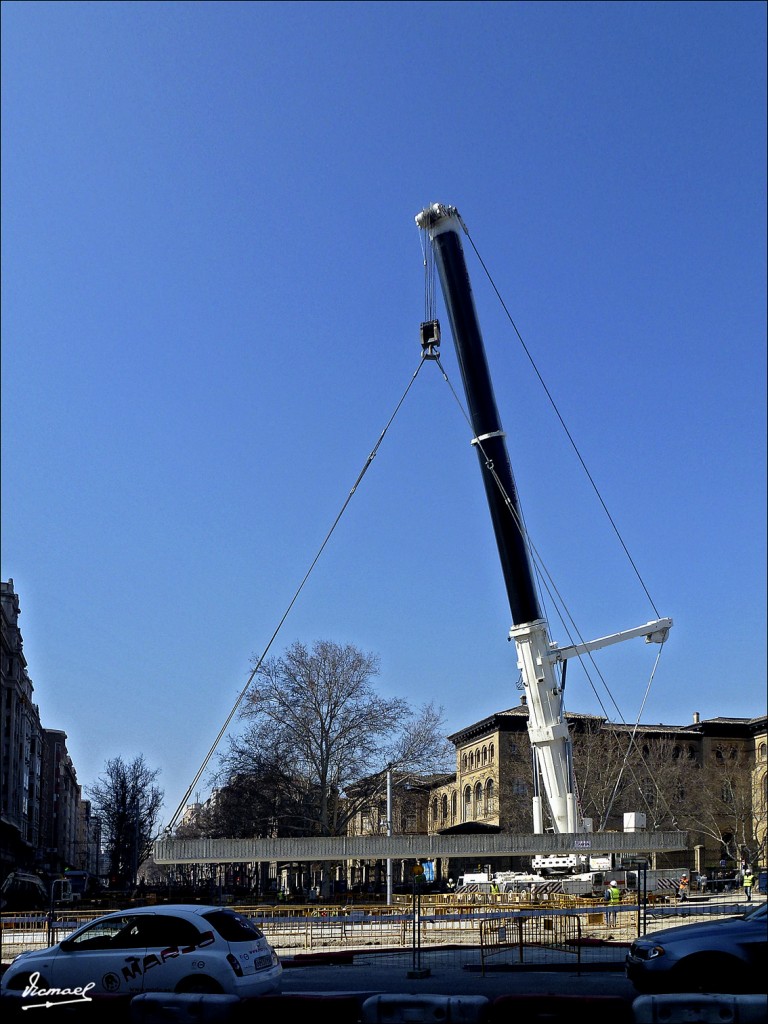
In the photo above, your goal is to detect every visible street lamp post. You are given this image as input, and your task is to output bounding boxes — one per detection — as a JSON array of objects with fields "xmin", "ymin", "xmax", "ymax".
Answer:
[{"xmin": 386, "ymin": 765, "xmax": 393, "ymax": 906}]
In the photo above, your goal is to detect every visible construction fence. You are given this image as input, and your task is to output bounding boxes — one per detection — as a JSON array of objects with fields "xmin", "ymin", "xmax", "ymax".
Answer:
[{"xmin": 1, "ymin": 890, "xmax": 758, "ymax": 974}]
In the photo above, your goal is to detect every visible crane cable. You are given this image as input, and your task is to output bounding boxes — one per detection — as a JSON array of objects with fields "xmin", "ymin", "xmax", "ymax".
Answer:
[
  {"xmin": 165, "ymin": 357, "xmax": 427, "ymax": 833},
  {"xmin": 433, "ymin": 352, "xmax": 621, "ymax": 716},
  {"xmin": 462, "ymin": 227, "xmax": 662, "ymax": 620},
  {"xmin": 433, "ymin": 350, "xmax": 674, "ymax": 828}
]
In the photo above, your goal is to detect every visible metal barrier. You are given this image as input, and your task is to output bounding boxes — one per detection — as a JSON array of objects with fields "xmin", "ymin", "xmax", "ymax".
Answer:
[
  {"xmin": 479, "ymin": 913, "xmax": 582, "ymax": 975},
  {"xmin": 1, "ymin": 893, "xmax": 758, "ymax": 972}
]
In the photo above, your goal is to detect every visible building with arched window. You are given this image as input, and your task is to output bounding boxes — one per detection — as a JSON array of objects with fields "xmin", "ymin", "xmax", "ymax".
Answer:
[{"xmin": 425, "ymin": 702, "xmax": 767, "ymax": 882}]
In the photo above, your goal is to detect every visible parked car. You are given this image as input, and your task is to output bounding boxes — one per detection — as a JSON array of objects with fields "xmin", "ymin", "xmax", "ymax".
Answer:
[
  {"xmin": 1, "ymin": 905, "xmax": 282, "ymax": 1007},
  {"xmin": 626, "ymin": 901, "xmax": 767, "ymax": 993}
]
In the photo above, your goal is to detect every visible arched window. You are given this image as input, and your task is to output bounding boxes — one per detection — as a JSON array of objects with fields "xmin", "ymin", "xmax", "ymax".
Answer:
[
  {"xmin": 463, "ymin": 786, "xmax": 472, "ymax": 820},
  {"xmin": 462, "ymin": 754, "xmax": 468, "ymax": 771},
  {"xmin": 489, "ymin": 743, "xmax": 495, "ymax": 762},
  {"xmin": 759, "ymin": 742, "xmax": 767, "ymax": 761},
  {"xmin": 469, "ymin": 751, "xmax": 474, "ymax": 770},
  {"xmin": 482, "ymin": 746, "xmax": 488, "ymax": 765},
  {"xmin": 485, "ymin": 779, "xmax": 494, "ymax": 815},
  {"xmin": 474, "ymin": 782, "xmax": 483, "ymax": 817},
  {"xmin": 451, "ymin": 791, "xmax": 457, "ymax": 822},
  {"xmin": 432, "ymin": 798, "xmax": 438, "ymax": 825},
  {"xmin": 441, "ymin": 794, "xmax": 448, "ymax": 822},
  {"xmin": 475, "ymin": 747, "xmax": 481, "ymax": 767}
]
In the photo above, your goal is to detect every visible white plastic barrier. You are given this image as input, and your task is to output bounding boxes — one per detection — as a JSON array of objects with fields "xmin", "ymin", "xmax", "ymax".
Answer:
[
  {"xmin": 632, "ymin": 993, "xmax": 768, "ymax": 1023},
  {"xmin": 361, "ymin": 993, "xmax": 491, "ymax": 1022}
]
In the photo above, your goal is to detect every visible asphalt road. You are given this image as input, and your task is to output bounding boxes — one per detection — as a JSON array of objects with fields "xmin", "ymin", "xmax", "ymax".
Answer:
[{"xmin": 280, "ymin": 958, "xmax": 637, "ymax": 1002}]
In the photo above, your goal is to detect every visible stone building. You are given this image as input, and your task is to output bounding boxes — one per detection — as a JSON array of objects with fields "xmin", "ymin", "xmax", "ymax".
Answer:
[
  {"xmin": 1, "ymin": 580, "xmax": 88, "ymax": 882},
  {"xmin": 1, "ymin": 579, "xmax": 44, "ymax": 875},
  {"xmin": 345, "ymin": 771, "xmax": 449, "ymax": 892},
  {"xmin": 426, "ymin": 702, "xmax": 767, "ymax": 881},
  {"xmin": 39, "ymin": 728, "xmax": 81, "ymax": 874}
]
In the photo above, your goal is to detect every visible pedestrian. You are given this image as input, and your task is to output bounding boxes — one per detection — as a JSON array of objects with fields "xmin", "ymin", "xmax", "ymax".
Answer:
[
  {"xmin": 743, "ymin": 868, "xmax": 754, "ymax": 902},
  {"xmin": 698, "ymin": 872, "xmax": 707, "ymax": 894},
  {"xmin": 604, "ymin": 880, "xmax": 620, "ymax": 927},
  {"xmin": 677, "ymin": 875, "xmax": 689, "ymax": 901}
]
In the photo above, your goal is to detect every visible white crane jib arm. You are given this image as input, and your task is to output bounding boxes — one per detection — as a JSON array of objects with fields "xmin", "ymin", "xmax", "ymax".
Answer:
[{"xmin": 544, "ymin": 618, "xmax": 673, "ymax": 664}]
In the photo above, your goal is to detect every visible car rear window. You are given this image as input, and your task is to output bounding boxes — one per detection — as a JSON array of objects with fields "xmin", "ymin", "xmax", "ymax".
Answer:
[{"xmin": 202, "ymin": 909, "xmax": 263, "ymax": 942}]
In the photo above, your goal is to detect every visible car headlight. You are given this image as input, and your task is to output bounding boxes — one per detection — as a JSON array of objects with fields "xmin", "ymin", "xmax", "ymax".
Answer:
[{"xmin": 647, "ymin": 945, "xmax": 665, "ymax": 960}]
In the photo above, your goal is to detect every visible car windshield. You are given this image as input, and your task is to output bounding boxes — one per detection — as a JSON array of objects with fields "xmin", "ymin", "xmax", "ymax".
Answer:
[{"xmin": 202, "ymin": 909, "xmax": 263, "ymax": 942}]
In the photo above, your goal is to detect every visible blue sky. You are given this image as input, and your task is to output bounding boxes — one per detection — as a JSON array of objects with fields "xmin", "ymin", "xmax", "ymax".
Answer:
[{"xmin": 2, "ymin": 1, "xmax": 766, "ymax": 828}]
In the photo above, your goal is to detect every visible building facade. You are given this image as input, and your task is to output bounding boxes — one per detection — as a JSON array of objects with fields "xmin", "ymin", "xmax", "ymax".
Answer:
[
  {"xmin": 1, "ymin": 580, "xmax": 91, "ymax": 884},
  {"xmin": 1, "ymin": 580, "xmax": 44, "ymax": 876},
  {"xmin": 425, "ymin": 702, "xmax": 767, "ymax": 881}
]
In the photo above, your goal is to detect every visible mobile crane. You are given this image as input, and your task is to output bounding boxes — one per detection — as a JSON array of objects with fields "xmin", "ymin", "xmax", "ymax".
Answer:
[{"xmin": 415, "ymin": 203, "xmax": 672, "ymax": 841}]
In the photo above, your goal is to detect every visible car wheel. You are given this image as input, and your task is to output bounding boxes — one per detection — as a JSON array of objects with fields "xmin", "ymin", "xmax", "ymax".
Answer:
[
  {"xmin": 175, "ymin": 976, "xmax": 224, "ymax": 994},
  {"xmin": 671, "ymin": 953, "xmax": 748, "ymax": 993}
]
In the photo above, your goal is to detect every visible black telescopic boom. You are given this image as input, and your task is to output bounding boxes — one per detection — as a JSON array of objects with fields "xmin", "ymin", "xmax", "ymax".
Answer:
[{"xmin": 417, "ymin": 205, "xmax": 542, "ymax": 627}]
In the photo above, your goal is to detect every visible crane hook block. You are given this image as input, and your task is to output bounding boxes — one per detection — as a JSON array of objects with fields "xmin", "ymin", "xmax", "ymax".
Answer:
[{"xmin": 420, "ymin": 319, "xmax": 441, "ymax": 359}]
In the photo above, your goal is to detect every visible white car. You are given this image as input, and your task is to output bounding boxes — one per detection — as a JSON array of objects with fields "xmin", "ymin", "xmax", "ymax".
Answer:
[{"xmin": 1, "ymin": 905, "xmax": 282, "ymax": 1007}]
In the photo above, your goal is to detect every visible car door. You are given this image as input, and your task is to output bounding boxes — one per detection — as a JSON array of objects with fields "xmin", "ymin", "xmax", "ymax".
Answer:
[
  {"xmin": 53, "ymin": 913, "xmax": 148, "ymax": 996},
  {"xmin": 135, "ymin": 913, "xmax": 216, "ymax": 993}
]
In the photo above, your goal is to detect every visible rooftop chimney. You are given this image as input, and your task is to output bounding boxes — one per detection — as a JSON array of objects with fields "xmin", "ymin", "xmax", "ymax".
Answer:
[{"xmin": 693, "ymin": 712, "xmax": 700, "ymax": 725}]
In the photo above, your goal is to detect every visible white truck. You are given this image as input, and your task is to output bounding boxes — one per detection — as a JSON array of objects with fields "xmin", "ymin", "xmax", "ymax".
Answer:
[{"xmin": 532, "ymin": 854, "xmax": 589, "ymax": 875}]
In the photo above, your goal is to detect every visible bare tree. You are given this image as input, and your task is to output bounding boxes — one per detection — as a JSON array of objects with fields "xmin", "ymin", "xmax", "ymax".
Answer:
[
  {"xmin": 88, "ymin": 755, "xmax": 163, "ymax": 888},
  {"xmin": 678, "ymin": 744, "xmax": 763, "ymax": 868},
  {"xmin": 225, "ymin": 640, "xmax": 452, "ymax": 837}
]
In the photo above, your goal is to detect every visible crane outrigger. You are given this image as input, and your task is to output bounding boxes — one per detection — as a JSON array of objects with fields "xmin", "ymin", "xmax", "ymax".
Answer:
[{"xmin": 416, "ymin": 203, "xmax": 672, "ymax": 839}]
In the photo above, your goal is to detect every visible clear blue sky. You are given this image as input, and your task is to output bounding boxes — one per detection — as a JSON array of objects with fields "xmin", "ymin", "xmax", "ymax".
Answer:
[{"xmin": 2, "ymin": 1, "xmax": 766, "ymax": 828}]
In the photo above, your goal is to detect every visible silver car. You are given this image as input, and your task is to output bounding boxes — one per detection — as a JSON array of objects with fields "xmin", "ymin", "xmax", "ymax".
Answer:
[
  {"xmin": 626, "ymin": 901, "xmax": 767, "ymax": 993},
  {"xmin": 1, "ymin": 904, "xmax": 282, "ymax": 1008}
]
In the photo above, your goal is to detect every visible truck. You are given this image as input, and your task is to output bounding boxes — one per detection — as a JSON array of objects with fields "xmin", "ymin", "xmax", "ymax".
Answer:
[
  {"xmin": 416, "ymin": 203, "xmax": 673, "ymax": 846},
  {"xmin": 532, "ymin": 853, "xmax": 589, "ymax": 876}
]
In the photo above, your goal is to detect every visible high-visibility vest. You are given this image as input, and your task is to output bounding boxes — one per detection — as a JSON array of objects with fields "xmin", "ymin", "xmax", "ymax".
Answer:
[
  {"xmin": 744, "ymin": 873, "xmax": 754, "ymax": 887},
  {"xmin": 608, "ymin": 886, "xmax": 620, "ymax": 904}
]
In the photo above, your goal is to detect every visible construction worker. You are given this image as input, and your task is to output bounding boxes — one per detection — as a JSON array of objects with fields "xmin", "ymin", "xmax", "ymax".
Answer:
[
  {"xmin": 743, "ymin": 868, "xmax": 755, "ymax": 902},
  {"xmin": 677, "ymin": 875, "xmax": 689, "ymax": 900},
  {"xmin": 604, "ymin": 880, "xmax": 621, "ymax": 926}
]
